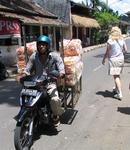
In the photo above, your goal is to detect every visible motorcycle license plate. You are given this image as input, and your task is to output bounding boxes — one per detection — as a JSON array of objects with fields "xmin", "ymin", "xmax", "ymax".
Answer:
[{"xmin": 21, "ymin": 89, "xmax": 37, "ymax": 96}]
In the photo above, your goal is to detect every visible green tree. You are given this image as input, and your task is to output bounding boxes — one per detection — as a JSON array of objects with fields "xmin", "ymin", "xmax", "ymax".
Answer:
[
  {"xmin": 91, "ymin": 0, "xmax": 120, "ymax": 28},
  {"xmin": 95, "ymin": 12, "xmax": 119, "ymax": 29},
  {"xmin": 89, "ymin": 0, "xmax": 120, "ymax": 44}
]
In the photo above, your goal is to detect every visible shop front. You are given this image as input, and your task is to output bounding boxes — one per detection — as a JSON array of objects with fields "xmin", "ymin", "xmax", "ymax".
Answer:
[{"xmin": 0, "ymin": 18, "xmax": 21, "ymax": 66}]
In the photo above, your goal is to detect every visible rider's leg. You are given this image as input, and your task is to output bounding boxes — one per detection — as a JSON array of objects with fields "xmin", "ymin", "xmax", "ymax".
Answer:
[{"xmin": 46, "ymin": 82, "xmax": 64, "ymax": 126}]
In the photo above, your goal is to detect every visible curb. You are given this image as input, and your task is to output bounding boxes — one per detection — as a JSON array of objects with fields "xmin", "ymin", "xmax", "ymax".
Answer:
[
  {"xmin": 83, "ymin": 35, "xmax": 130, "ymax": 53},
  {"xmin": 83, "ymin": 43, "xmax": 106, "ymax": 53}
]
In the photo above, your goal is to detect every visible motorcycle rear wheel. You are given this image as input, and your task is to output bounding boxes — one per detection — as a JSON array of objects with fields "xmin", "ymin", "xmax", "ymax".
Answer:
[{"xmin": 14, "ymin": 117, "xmax": 33, "ymax": 150}]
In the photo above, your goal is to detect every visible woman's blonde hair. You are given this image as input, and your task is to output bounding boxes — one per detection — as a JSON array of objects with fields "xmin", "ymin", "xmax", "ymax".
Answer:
[{"xmin": 109, "ymin": 26, "xmax": 123, "ymax": 40}]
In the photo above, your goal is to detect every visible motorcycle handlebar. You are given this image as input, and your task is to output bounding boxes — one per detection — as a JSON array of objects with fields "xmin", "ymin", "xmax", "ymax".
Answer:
[{"xmin": 21, "ymin": 75, "xmax": 57, "ymax": 87}]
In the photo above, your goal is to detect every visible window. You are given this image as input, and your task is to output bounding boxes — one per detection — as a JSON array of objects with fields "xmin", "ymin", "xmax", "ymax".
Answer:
[{"xmin": 0, "ymin": 38, "xmax": 18, "ymax": 46}]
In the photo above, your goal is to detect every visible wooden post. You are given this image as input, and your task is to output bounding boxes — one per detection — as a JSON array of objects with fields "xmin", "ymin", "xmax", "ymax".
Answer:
[
  {"xmin": 53, "ymin": 27, "xmax": 56, "ymax": 50},
  {"xmin": 60, "ymin": 25, "xmax": 64, "ymax": 58},
  {"xmin": 22, "ymin": 25, "xmax": 28, "ymax": 63},
  {"xmin": 76, "ymin": 27, "xmax": 78, "ymax": 39},
  {"xmin": 40, "ymin": 25, "xmax": 43, "ymax": 35}
]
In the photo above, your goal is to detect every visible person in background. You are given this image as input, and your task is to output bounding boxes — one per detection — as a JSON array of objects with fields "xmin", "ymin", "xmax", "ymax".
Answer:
[
  {"xmin": 102, "ymin": 26, "xmax": 127, "ymax": 100},
  {"xmin": 17, "ymin": 35, "xmax": 65, "ymax": 126}
]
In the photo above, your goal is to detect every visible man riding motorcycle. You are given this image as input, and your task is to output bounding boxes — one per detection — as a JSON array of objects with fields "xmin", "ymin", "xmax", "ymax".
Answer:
[{"xmin": 17, "ymin": 35, "xmax": 65, "ymax": 127}]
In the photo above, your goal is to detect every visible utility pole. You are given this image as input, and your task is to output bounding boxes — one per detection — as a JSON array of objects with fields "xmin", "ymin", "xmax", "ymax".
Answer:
[
  {"xmin": 106, "ymin": 0, "xmax": 108, "ymax": 6},
  {"xmin": 92, "ymin": 0, "xmax": 95, "ymax": 8}
]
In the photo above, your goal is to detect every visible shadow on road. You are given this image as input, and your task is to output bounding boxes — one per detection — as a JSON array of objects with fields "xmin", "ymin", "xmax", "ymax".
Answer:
[
  {"xmin": 33, "ymin": 124, "xmax": 59, "ymax": 140},
  {"xmin": 0, "ymin": 79, "xmax": 21, "ymax": 106},
  {"xmin": 60, "ymin": 108, "xmax": 78, "ymax": 125},
  {"xmin": 33, "ymin": 108, "xmax": 78, "ymax": 144},
  {"xmin": 32, "ymin": 124, "xmax": 59, "ymax": 148},
  {"xmin": 96, "ymin": 90, "xmax": 114, "ymax": 98},
  {"xmin": 96, "ymin": 90, "xmax": 120, "ymax": 101},
  {"xmin": 117, "ymin": 107, "xmax": 130, "ymax": 115}
]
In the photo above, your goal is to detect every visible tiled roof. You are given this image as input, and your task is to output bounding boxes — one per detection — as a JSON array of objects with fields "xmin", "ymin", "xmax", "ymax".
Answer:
[
  {"xmin": 0, "ymin": 0, "xmax": 68, "ymax": 26},
  {"xmin": 0, "ymin": 0, "xmax": 57, "ymax": 18}
]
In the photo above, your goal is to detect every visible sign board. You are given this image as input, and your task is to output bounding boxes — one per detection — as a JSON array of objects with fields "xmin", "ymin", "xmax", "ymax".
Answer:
[{"xmin": 0, "ymin": 19, "xmax": 20, "ymax": 35}]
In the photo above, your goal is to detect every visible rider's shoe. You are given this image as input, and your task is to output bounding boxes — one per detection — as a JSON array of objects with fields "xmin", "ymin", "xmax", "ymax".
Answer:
[{"xmin": 53, "ymin": 115, "xmax": 60, "ymax": 127}]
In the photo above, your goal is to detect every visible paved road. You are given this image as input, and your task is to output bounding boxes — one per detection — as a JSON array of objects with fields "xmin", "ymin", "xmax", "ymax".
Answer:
[
  {"xmin": 0, "ymin": 79, "xmax": 21, "ymax": 150},
  {"xmin": 1, "ymin": 38, "xmax": 130, "ymax": 150}
]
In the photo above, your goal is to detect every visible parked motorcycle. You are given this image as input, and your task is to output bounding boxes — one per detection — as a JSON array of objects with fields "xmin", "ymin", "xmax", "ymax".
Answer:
[
  {"xmin": 14, "ymin": 75, "xmax": 55, "ymax": 150},
  {"xmin": 0, "ymin": 51, "xmax": 9, "ymax": 80}
]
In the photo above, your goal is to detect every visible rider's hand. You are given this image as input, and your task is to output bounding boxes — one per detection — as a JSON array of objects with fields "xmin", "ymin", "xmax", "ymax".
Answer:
[{"xmin": 50, "ymin": 70, "xmax": 59, "ymax": 77}]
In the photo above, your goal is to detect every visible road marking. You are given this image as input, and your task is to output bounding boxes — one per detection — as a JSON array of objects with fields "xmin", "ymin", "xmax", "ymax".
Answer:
[
  {"xmin": 93, "ymin": 64, "xmax": 103, "ymax": 72},
  {"xmin": 88, "ymin": 104, "xmax": 96, "ymax": 108}
]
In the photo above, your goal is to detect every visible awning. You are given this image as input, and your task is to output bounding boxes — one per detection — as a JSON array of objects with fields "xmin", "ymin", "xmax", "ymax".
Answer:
[
  {"xmin": 72, "ymin": 14, "xmax": 100, "ymax": 28},
  {"xmin": 0, "ymin": 11, "xmax": 68, "ymax": 27}
]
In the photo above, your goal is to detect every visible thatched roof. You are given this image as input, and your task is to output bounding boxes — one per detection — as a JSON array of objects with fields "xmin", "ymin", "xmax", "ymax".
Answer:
[
  {"xmin": 72, "ymin": 14, "xmax": 100, "ymax": 28},
  {"xmin": 120, "ymin": 20, "xmax": 130, "ymax": 26},
  {"xmin": 0, "ymin": 0, "xmax": 67, "ymax": 26}
]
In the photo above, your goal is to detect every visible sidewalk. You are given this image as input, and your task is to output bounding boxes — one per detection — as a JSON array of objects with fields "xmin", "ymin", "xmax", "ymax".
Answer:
[
  {"xmin": 83, "ymin": 34, "xmax": 130, "ymax": 53},
  {"xmin": 83, "ymin": 43, "xmax": 106, "ymax": 53}
]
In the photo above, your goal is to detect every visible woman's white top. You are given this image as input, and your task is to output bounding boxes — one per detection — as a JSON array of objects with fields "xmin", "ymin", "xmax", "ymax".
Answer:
[{"xmin": 107, "ymin": 38, "xmax": 125, "ymax": 59}]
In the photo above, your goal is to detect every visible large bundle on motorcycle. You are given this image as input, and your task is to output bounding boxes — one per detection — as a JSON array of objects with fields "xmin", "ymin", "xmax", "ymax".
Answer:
[
  {"xmin": 62, "ymin": 39, "xmax": 83, "ymax": 86},
  {"xmin": 16, "ymin": 46, "xmax": 26, "ymax": 73},
  {"xmin": 16, "ymin": 42, "xmax": 36, "ymax": 73}
]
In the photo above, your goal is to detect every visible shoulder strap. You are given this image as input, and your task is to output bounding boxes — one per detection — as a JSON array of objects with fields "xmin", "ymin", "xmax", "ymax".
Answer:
[{"xmin": 116, "ymin": 40, "xmax": 123, "ymax": 51}]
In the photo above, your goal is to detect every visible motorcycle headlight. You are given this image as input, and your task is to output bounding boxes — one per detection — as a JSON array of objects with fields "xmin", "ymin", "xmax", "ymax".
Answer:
[{"xmin": 24, "ymin": 81, "xmax": 36, "ymax": 87}]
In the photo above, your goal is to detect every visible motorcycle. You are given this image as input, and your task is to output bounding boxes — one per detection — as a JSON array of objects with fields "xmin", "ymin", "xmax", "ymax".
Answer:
[
  {"xmin": 14, "ymin": 75, "xmax": 55, "ymax": 150},
  {"xmin": 0, "ymin": 51, "xmax": 9, "ymax": 80}
]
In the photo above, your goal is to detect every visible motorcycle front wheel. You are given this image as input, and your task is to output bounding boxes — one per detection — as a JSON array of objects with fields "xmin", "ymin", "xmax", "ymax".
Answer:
[{"xmin": 14, "ymin": 116, "xmax": 34, "ymax": 150}]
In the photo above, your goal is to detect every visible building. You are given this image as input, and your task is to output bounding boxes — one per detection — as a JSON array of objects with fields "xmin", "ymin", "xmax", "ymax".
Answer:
[
  {"xmin": 121, "ymin": 12, "xmax": 130, "ymax": 35},
  {"xmin": 33, "ymin": 0, "xmax": 100, "ymax": 47},
  {"xmin": 70, "ymin": 1, "xmax": 100, "ymax": 47},
  {"xmin": 0, "ymin": 0, "xmax": 67, "ymax": 65}
]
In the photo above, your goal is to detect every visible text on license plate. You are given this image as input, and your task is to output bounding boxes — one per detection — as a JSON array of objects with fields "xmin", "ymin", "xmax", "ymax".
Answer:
[{"xmin": 21, "ymin": 89, "xmax": 37, "ymax": 96}]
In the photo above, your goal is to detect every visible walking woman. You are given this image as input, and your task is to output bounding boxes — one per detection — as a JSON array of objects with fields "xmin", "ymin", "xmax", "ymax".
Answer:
[{"xmin": 102, "ymin": 26, "xmax": 127, "ymax": 100}]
